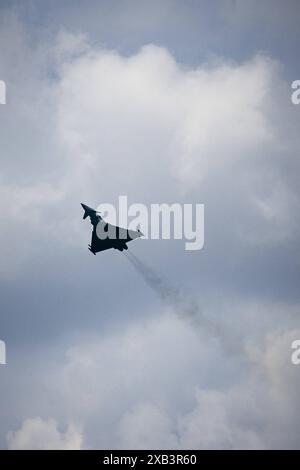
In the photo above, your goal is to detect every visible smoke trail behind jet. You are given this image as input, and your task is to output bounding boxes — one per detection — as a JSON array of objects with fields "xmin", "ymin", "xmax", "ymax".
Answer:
[
  {"xmin": 126, "ymin": 251, "xmax": 218, "ymax": 334},
  {"xmin": 125, "ymin": 251, "xmax": 245, "ymax": 356}
]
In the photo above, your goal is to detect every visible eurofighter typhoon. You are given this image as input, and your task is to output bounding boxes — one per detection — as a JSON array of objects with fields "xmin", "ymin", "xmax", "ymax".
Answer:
[{"xmin": 81, "ymin": 203, "xmax": 143, "ymax": 255}]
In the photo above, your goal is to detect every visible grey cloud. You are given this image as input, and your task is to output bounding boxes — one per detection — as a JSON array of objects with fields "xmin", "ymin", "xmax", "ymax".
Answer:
[{"xmin": 0, "ymin": 3, "xmax": 300, "ymax": 450}]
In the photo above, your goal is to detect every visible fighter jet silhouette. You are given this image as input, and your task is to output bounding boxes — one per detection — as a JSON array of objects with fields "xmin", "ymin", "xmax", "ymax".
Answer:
[{"xmin": 81, "ymin": 203, "xmax": 143, "ymax": 255}]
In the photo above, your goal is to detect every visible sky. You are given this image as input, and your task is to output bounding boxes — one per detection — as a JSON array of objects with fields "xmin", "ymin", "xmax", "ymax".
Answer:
[{"xmin": 0, "ymin": 0, "xmax": 300, "ymax": 449}]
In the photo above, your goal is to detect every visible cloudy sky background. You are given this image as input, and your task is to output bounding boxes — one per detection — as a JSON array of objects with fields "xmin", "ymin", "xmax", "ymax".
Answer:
[{"xmin": 0, "ymin": 0, "xmax": 300, "ymax": 449}]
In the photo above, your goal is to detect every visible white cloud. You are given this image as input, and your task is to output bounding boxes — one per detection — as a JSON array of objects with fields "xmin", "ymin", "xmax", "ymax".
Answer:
[
  {"xmin": 11, "ymin": 303, "xmax": 296, "ymax": 450},
  {"xmin": 118, "ymin": 403, "xmax": 178, "ymax": 449},
  {"xmin": 7, "ymin": 417, "xmax": 82, "ymax": 450},
  {"xmin": 56, "ymin": 45, "xmax": 274, "ymax": 186},
  {"xmin": 1, "ymin": 29, "xmax": 299, "ymax": 280},
  {"xmin": 178, "ymin": 388, "xmax": 264, "ymax": 450},
  {"xmin": 50, "ymin": 39, "xmax": 300, "ymax": 248},
  {"xmin": 1, "ymin": 23, "xmax": 300, "ymax": 450}
]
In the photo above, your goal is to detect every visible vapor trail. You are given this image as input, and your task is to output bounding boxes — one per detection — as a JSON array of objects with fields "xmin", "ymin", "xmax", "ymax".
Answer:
[
  {"xmin": 125, "ymin": 251, "xmax": 181, "ymax": 307},
  {"xmin": 125, "ymin": 251, "xmax": 245, "ymax": 356},
  {"xmin": 126, "ymin": 251, "xmax": 214, "ymax": 332}
]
